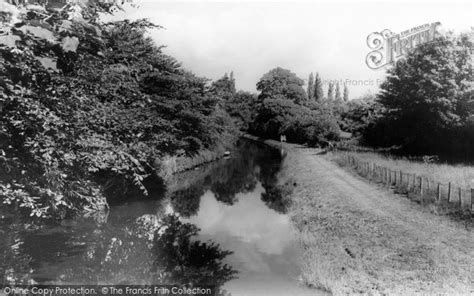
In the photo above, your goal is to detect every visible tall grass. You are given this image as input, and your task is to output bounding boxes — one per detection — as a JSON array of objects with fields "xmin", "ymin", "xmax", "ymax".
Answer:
[{"xmin": 331, "ymin": 151, "xmax": 474, "ymax": 189}]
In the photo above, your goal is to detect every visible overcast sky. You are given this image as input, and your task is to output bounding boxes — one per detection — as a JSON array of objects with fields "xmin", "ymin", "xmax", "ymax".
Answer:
[{"xmin": 115, "ymin": 0, "xmax": 473, "ymax": 98}]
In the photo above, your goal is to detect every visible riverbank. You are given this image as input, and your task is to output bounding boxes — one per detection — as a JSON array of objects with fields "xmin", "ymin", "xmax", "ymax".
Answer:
[
  {"xmin": 156, "ymin": 147, "xmax": 229, "ymax": 181},
  {"xmin": 245, "ymin": 136, "xmax": 474, "ymax": 295}
]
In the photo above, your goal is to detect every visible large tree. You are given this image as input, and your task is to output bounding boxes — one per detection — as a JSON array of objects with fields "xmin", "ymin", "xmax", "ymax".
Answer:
[
  {"xmin": 313, "ymin": 73, "xmax": 324, "ymax": 101},
  {"xmin": 256, "ymin": 67, "xmax": 306, "ymax": 104},
  {"xmin": 343, "ymin": 84, "xmax": 349, "ymax": 102},
  {"xmin": 335, "ymin": 82, "xmax": 342, "ymax": 101},
  {"xmin": 307, "ymin": 73, "xmax": 314, "ymax": 100},
  {"xmin": 0, "ymin": 0, "xmax": 238, "ymax": 218},
  {"xmin": 327, "ymin": 82, "xmax": 334, "ymax": 100},
  {"xmin": 368, "ymin": 32, "xmax": 473, "ymax": 159}
]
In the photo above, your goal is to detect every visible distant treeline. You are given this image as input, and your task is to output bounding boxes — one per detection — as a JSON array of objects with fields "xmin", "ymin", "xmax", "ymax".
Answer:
[{"xmin": 219, "ymin": 32, "xmax": 473, "ymax": 162}]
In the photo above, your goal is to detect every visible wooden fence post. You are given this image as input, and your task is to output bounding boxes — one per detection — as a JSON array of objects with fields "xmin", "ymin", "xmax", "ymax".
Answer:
[
  {"xmin": 447, "ymin": 182, "xmax": 451, "ymax": 202},
  {"xmin": 458, "ymin": 187, "xmax": 462, "ymax": 207},
  {"xmin": 399, "ymin": 171, "xmax": 403, "ymax": 187},
  {"xmin": 420, "ymin": 177, "xmax": 423, "ymax": 196},
  {"xmin": 412, "ymin": 174, "xmax": 416, "ymax": 191},
  {"xmin": 437, "ymin": 183, "xmax": 441, "ymax": 201}
]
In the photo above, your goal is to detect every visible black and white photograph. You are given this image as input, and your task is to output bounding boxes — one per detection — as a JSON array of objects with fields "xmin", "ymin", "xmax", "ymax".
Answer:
[{"xmin": 0, "ymin": 0, "xmax": 473, "ymax": 295}]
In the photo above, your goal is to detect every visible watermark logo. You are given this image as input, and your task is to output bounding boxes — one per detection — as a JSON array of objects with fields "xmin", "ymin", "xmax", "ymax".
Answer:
[{"xmin": 366, "ymin": 22, "xmax": 441, "ymax": 69}]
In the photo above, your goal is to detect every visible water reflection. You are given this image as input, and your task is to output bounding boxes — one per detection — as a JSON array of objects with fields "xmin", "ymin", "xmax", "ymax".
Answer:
[
  {"xmin": 151, "ymin": 215, "xmax": 237, "ymax": 287},
  {"xmin": 1, "ymin": 140, "xmax": 302, "ymax": 295},
  {"xmin": 166, "ymin": 141, "xmax": 313, "ymax": 295},
  {"xmin": 169, "ymin": 140, "xmax": 285, "ymax": 217},
  {"xmin": 0, "ymin": 212, "xmax": 237, "ymax": 293},
  {"xmin": 185, "ymin": 186, "xmax": 294, "ymax": 255}
]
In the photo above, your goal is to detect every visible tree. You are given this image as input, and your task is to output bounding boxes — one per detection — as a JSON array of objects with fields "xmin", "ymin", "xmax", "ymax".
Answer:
[
  {"xmin": 307, "ymin": 73, "xmax": 314, "ymax": 100},
  {"xmin": 250, "ymin": 97, "xmax": 340, "ymax": 145},
  {"xmin": 335, "ymin": 82, "xmax": 342, "ymax": 101},
  {"xmin": 367, "ymin": 32, "xmax": 473, "ymax": 159},
  {"xmin": 343, "ymin": 84, "xmax": 349, "ymax": 102},
  {"xmin": 209, "ymin": 72, "xmax": 236, "ymax": 100},
  {"xmin": 0, "ymin": 0, "xmax": 239, "ymax": 218},
  {"xmin": 224, "ymin": 91, "xmax": 258, "ymax": 130},
  {"xmin": 327, "ymin": 82, "xmax": 334, "ymax": 100},
  {"xmin": 340, "ymin": 94, "xmax": 382, "ymax": 136},
  {"xmin": 313, "ymin": 73, "xmax": 324, "ymax": 101},
  {"xmin": 256, "ymin": 67, "xmax": 307, "ymax": 104}
]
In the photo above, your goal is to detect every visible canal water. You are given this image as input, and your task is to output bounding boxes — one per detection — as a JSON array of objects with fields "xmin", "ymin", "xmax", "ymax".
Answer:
[{"xmin": 0, "ymin": 140, "xmax": 317, "ymax": 295}]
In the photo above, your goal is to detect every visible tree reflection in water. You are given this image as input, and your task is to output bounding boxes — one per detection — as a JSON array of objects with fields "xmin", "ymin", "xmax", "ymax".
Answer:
[
  {"xmin": 170, "ymin": 186, "xmax": 205, "ymax": 218},
  {"xmin": 170, "ymin": 140, "xmax": 287, "ymax": 217},
  {"xmin": 152, "ymin": 215, "xmax": 237, "ymax": 287},
  {"xmin": 0, "ymin": 214, "xmax": 237, "ymax": 294},
  {"xmin": 261, "ymin": 183, "xmax": 293, "ymax": 214},
  {"xmin": 1, "ymin": 139, "xmax": 286, "ymax": 294}
]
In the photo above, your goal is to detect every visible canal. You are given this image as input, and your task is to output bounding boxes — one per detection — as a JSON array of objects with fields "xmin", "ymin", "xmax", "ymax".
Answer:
[{"xmin": 0, "ymin": 139, "xmax": 317, "ymax": 295}]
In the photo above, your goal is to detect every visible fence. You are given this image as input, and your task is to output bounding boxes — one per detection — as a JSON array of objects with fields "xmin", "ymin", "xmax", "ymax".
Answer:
[{"xmin": 344, "ymin": 154, "xmax": 474, "ymax": 213}]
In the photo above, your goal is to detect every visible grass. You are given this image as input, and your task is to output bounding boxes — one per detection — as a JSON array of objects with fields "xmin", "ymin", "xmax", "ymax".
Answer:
[
  {"xmin": 328, "ymin": 150, "xmax": 474, "ymax": 217},
  {"xmin": 271, "ymin": 142, "xmax": 474, "ymax": 295},
  {"xmin": 329, "ymin": 151, "xmax": 474, "ymax": 189}
]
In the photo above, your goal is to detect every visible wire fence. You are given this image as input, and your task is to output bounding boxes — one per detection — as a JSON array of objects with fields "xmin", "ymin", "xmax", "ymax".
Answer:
[{"xmin": 343, "ymin": 154, "xmax": 474, "ymax": 213}]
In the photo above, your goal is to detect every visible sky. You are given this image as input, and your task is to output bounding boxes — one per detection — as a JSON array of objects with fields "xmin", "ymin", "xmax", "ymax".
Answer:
[{"xmin": 113, "ymin": 0, "xmax": 473, "ymax": 99}]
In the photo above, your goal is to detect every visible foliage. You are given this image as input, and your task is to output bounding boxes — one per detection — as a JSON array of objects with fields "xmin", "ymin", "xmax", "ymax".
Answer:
[
  {"xmin": 0, "ymin": 0, "xmax": 238, "ymax": 218},
  {"xmin": 335, "ymin": 82, "xmax": 342, "ymax": 102},
  {"xmin": 250, "ymin": 97, "xmax": 340, "ymax": 145},
  {"xmin": 313, "ymin": 73, "xmax": 324, "ymax": 101},
  {"xmin": 339, "ymin": 94, "xmax": 383, "ymax": 137},
  {"xmin": 223, "ymin": 90, "xmax": 258, "ymax": 130},
  {"xmin": 365, "ymin": 32, "xmax": 473, "ymax": 160},
  {"xmin": 343, "ymin": 84, "xmax": 349, "ymax": 102},
  {"xmin": 307, "ymin": 72, "xmax": 314, "ymax": 100},
  {"xmin": 327, "ymin": 81, "xmax": 334, "ymax": 100},
  {"xmin": 249, "ymin": 68, "xmax": 340, "ymax": 145},
  {"xmin": 256, "ymin": 67, "xmax": 307, "ymax": 104},
  {"xmin": 209, "ymin": 71, "xmax": 236, "ymax": 101}
]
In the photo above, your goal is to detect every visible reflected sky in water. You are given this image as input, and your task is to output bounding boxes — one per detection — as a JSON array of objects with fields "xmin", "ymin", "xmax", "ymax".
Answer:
[
  {"xmin": 1, "ymin": 140, "xmax": 322, "ymax": 295},
  {"xmin": 182, "ymin": 184, "xmax": 317, "ymax": 296},
  {"xmin": 186, "ymin": 185, "xmax": 294, "ymax": 256}
]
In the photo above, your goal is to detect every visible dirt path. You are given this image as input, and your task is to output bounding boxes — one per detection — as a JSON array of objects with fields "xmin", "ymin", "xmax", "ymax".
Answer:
[{"xmin": 274, "ymin": 142, "xmax": 474, "ymax": 295}]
